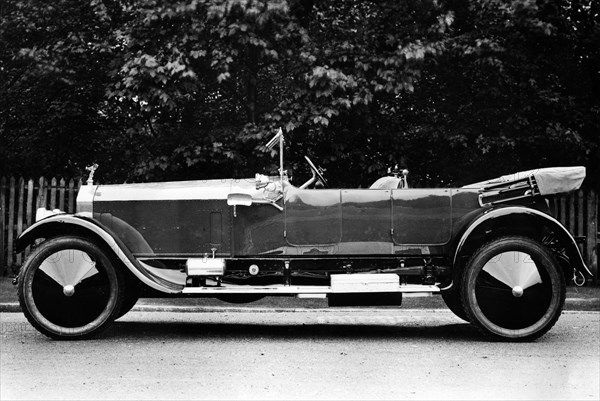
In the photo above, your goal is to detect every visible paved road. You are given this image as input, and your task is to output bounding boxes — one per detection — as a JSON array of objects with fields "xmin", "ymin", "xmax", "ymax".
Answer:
[{"xmin": 1, "ymin": 309, "xmax": 599, "ymax": 400}]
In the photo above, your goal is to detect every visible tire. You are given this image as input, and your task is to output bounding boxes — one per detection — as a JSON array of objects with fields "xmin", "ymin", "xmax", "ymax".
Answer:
[
  {"xmin": 441, "ymin": 286, "xmax": 469, "ymax": 322},
  {"xmin": 114, "ymin": 276, "xmax": 140, "ymax": 320},
  {"xmin": 18, "ymin": 236, "xmax": 124, "ymax": 340},
  {"xmin": 460, "ymin": 236, "xmax": 565, "ymax": 341}
]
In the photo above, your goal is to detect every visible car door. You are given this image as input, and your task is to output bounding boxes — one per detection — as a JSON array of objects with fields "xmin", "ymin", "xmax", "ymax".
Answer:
[
  {"xmin": 339, "ymin": 189, "xmax": 393, "ymax": 253},
  {"xmin": 284, "ymin": 187, "xmax": 342, "ymax": 246},
  {"xmin": 391, "ymin": 189, "xmax": 452, "ymax": 245}
]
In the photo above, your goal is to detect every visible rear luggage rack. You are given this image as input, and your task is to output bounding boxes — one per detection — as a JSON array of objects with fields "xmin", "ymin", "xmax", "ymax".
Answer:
[{"xmin": 478, "ymin": 175, "xmax": 540, "ymax": 207}]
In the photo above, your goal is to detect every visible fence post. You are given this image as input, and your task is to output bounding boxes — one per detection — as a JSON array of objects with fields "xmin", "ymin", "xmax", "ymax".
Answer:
[
  {"xmin": 0, "ymin": 177, "xmax": 5, "ymax": 275},
  {"xmin": 16, "ymin": 177, "xmax": 24, "ymax": 267},
  {"xmin": 76, "ymin": 179, "xmax": 82, "ymax": 213},
  {"xmin": 36, "ymin": 177, "xmax": 46, "ymax": 210},
  {"xmin": 26, "ymin": 179, "xmax": 33, "ymax": 229},
  {"xmin": 586, "ymin": 190, "xmax": 598, "ymax": 283},
  {"xmin": 25, "ymin": 179, "xmax": 34, "ymax": 259},
  {"xmin": 559, "ymin": 196, "xmax": 567, "ymax": 226},
  {"xmin": 0, "ymin": 197, "xmax": 3, "ymax": 276},
  {"xmin": 59, "ymin": 178, "xmax": 66, "ymax": 211},
  {"xmin": 7, "ymin": 177, "xmax": 15, "ymax": 270},
  {"xmin": 50, "ymin": 177, "xmax": 57, "ymax": 210},
  {"xmin": 568, "ymin": 193, "xmax": 576, "ymax": 235},
  {"xmin": 68, "ymin": 179, "xmax": 75, "ymax": 213}
]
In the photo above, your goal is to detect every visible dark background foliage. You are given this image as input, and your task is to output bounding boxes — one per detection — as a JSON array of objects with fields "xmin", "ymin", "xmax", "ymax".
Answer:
[{"xmin": 1, "ymin": 0, "xmax": 598, "ymax": 188}]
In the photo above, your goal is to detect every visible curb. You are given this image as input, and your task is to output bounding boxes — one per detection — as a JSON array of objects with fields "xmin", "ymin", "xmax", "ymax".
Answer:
[
  {"xmin": 2, "ymin": 299, "xmax": 599, "ymax": 314},
  {"xmin": 126, "ymin": 304, "xmax": 600, "ymax": 314},
  {"xmin": 127, "ymin": 305, "xmax": 468, "ymax": 314},
  {"xmin": 0, "ymin": 303, "xmax": 21, "ymax": 313}
]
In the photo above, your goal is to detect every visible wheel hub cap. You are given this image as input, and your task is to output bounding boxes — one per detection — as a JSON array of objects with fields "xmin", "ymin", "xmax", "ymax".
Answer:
[
  {"xmin": 39, "ymin": 250, "xmax": 99, "ymax": 287},
  {"xmin": 482, "ymin": 251, "xmax": 541, "ymax": 290},
  {"xmin": 511, "ymin": 285, "xmax": 524, "ymax": 298},
  {"xmin": 63, "ymin": 285, "xmax": 75, "ymax": 297}
]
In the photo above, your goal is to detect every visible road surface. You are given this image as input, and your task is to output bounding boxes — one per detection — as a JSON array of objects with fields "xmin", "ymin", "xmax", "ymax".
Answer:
[{"xmin": 1, "ymin": 309, "xmax": 599, "ymax": 400}]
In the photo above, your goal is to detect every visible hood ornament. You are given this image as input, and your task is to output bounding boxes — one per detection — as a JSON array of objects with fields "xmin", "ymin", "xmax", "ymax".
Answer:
[{"xmin": 85, "ymin": 164, "xmax": 99, "ymax": 185}]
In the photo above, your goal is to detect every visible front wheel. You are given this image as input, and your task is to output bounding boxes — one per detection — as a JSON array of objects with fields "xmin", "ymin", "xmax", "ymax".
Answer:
[
  {"xmin": 460, "ymin": 236, "xmax": 565, "ymax": 341},
  {"xmin": 18, "ymin": 236, "xmax": 124, "ymax": 340},
  {"xmin": 114, "ymin": 275, "xmax": 140, "ymax": 320}
]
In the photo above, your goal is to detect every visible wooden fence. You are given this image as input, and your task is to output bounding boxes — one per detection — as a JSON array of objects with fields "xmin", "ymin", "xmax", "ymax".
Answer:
[
  {"xmin": 551, "ymin": 190, "xmax": 598, "ymax": 283},
  {"xmin": 1, "ymin": 177, "xmax": 82, "ymax": 274},
  {"xmin": 0, "ymin": 176, "xmax": 598, "ymax": 283}
]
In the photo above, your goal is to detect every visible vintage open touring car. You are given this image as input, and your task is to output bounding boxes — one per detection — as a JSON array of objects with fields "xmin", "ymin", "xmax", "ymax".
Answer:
[{"xmin": 15, "ymin": 130, "xmax": 590, "ymax": 341}]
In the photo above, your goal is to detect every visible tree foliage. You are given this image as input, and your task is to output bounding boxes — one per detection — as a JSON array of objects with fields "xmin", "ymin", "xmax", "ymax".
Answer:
[{"xmin": 1, "ymin": 0, "xmax": 598, "ymax": 188}]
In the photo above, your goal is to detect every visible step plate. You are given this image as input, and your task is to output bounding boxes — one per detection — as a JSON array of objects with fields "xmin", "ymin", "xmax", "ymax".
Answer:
[
  {"xmin": 181, "ymin": 284, "xmax": 440, "ymax": 295},
  {"xmin": 330, "ymin": 273, "xmax": 399, "ymax": 293}
]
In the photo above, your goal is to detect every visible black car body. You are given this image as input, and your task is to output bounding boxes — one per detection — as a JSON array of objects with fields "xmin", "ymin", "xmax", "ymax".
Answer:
[{"xmin": 16, "ymin": 131, "xmax": 591, "ymax": 340}]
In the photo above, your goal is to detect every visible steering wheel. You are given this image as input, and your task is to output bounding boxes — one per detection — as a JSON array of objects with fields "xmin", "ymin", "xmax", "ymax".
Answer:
[{"xmin": 304, "ymin": 155, "xmax": 328, "ymax": 187}]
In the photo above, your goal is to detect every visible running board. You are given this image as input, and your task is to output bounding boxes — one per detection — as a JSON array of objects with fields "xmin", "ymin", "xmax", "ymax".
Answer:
[{"xmin": 181, "ymin": 284, "xmax": 440, "ymax": 296}]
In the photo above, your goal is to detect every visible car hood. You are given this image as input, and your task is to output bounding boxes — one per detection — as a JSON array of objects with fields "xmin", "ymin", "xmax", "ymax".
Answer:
[{"xmin": 93, "ymin": 178, "xmax": 259, "ymax": 202}]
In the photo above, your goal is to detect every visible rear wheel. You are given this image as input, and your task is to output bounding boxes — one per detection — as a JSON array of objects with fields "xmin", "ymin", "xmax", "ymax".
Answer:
[
  {"xmin": 441, "ymin": 286, "xmax": 469, "ymax": 322},
  {"xmin": 460, "ymin": 236, "xmax": 565, "ymax": 341},
  {"xmin": 18, "ymin": 236, "xmax": 124, "ymax": 340}
]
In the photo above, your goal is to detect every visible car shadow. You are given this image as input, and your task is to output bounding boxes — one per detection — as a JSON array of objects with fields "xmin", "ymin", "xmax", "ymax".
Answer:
[{"xmin": 101, "ymin": 319, "xmax": 484, "ymax": 342}]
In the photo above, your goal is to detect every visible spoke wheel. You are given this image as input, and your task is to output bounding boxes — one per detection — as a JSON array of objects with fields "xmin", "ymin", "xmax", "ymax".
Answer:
[
  {"xmin": 18, "ymin": 237, "xmax": 124, "ymax": 340},
  {"xmin": 460, "ymin": 236, "xmax": 565, "ymax": 341}
]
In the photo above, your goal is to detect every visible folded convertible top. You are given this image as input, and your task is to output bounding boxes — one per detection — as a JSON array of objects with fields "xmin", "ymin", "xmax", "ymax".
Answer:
[{"xmin": 463, "ymin": 166, "xmax": 586, "ymax": 195}]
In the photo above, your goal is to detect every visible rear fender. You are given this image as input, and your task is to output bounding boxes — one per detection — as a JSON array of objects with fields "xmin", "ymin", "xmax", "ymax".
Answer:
[
  {"xmin": 453, "ymin": 206, "xmax": 592, "ymax": 281},
  {"xmin": 16, "ymin": 214, "xmax": 183, "ymax": 293}
]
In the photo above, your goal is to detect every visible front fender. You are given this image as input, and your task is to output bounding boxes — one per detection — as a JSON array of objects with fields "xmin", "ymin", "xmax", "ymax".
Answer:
[
  {"xmin": 453, "ymin": 206, "xmax": 592, "ymax": 279},
  {"xmin": 16, "ymin": 214, "xmax": 183, "ymax": 293}
]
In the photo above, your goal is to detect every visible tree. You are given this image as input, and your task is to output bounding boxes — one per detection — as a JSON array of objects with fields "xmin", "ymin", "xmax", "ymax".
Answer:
[
  {"xmin": 252, "ymin": 0, "xmax": 456, "ymax": 186},
  {"xmin": 1, "ymin": 0, "xmax": 597, "ymax": 189},
  {"xmin": 102, "ymin": 0, "xmax": 310, "ymax": 180},
  {"xmin": 0, "ymin": 0, "xmax": 136, "ymax": 180},
  {"xmin": 401, "ymin": 0, "xmax": 599, "ymax": 187}
]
